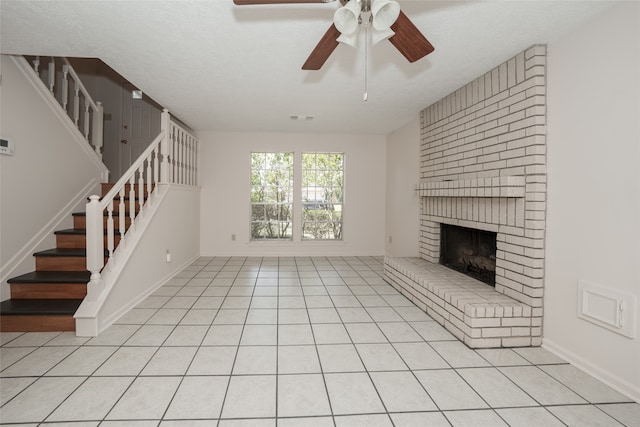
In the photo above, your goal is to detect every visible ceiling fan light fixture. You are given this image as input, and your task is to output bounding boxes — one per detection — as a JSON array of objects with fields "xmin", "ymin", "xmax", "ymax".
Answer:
[
  {"xmin": 371, "ymin": 26, "xmax": 395, "ymax": 45},
  {"xmin": 337, "ymin": 28, "xmax": 360, "ymax": 47},
  {"xmin": 333, "ymin": 0, "xmax": 361, "ymax": 34},
  {"xmin": 371, "ymin": 0, "xmax": 400, "ymax": 30}
]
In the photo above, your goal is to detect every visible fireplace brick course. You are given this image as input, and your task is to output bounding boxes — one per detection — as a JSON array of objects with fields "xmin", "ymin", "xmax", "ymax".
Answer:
[{"xmin": 385, "ymin": 45, "xmax": 547, "ymax": 347}]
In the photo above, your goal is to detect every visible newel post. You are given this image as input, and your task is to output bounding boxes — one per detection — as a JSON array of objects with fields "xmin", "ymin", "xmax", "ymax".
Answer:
[
  {"xmin": 92, "ymin": 102, "xmax": 104, "ymax": 159},
  {"xmin": 160, "ymin": 108, "xmax": 171, "ymax": 183},
  {"xmin": 86, "ymin": 195, "xmax": 104, "ymax": 300}
]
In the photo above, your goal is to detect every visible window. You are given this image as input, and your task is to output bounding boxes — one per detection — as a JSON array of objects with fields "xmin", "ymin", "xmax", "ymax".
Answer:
[
  {"xmin": 250, "ymin": 152, "xmax": 293, "ymax": 240},
  {"xmin": 302, "ymin": 152, "xmax": 344, "ymax": 240},
  {"xmin": 250, "ymin": 152, "xmax": 344, "ymax": 241}
]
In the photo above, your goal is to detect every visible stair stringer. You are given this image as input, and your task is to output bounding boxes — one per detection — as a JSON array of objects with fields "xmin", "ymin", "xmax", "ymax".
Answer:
[{"xmin": 74, "ymin": 184, "xmax": 201, "ymax": 336}]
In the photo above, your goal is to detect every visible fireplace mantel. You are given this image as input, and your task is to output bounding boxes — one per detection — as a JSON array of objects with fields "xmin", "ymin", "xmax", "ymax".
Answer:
[{"xmin": 416, "ymin": 176, "xmax": 525, "ymax": 198}]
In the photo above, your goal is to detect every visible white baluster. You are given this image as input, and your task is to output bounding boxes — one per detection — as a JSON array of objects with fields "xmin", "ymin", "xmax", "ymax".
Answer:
[
  {"xmin": 48, "ymin": 57, "xmax": 55, "ymax": 93},
  {"xmin": 129, "ymin": 175, "xmax": 136, "ymax": 229},
  {"xmin": 62, "ymin": 64, "xmax": 69, "ymax": 111},
  {"xmin": 196, "ymin": 140, "xmax": 200, "ymax": 186},
  {"xmin": 179, "ymin": 132, "xmax": 185, "ymax": 184},
  {"xmin": 193, "ymin": 138, "xmax": 198, "ymax": 186},
  {"xmin": 175, "ymin": 132, "xmax": 180, "ymax": 184},
  {"xmin": 174, "ymin": 130, "xmax": 179, "ymax": 184},
  {"xmin": 84, "ymin": 104, "xmax": 90, "ymax": 140},
  {"xmin": 171, "ymin": 129, "xmax": 177, "ymax": 184},
  {"xmin": 160, "ymin": 109, "xmax": 171, "ymax": 183},
  {"xmin": 107, "ymin": 200, "xmax": 115, "ymax": 259},
  {"xmin": 170, "ymin": 127, "xmax": 178, "ymax": 184},
  {"xmin": 186, "ymin": 138, "xmax": 191, "ymax": 186},
  {"xmin": 92, "ymin": 102, "xmax": 104, "ymax": 158},
  {"xmin": 146, "ymin": 155, "xmax": 152, "ymax": 198},
  {"xmin": 183, "ymin": 134, "xmax": 187, "ymax": 184},
  {"xmin": 189, "ymin": 139, "xmax": 193, "ymax": 186},
  {"xmin": 86, "ymin": 195, "xmax": 104, "ymax": 301},
  {"xmin": 189, "ymin": 138, "xmax": 196, "ymax": 186},
  {"xmin": 138, "ymin": 164, "xmax": 145, "ymax": 215},
  {"xmin": 191, "ymin": 138, "xmax": 195, "ymax": 186},
  {"xmin": 74, "ymin": 81, "xmax": 80, "ymax": 126},
  {"xmin": 153, "ymin": 146, "xmax": 159, "ymax": 189},
  {"xmin": 118, "ymin": 187, "xmax": 126, "ymax": 248},
  {"xmin": 33, "ymin": 56, "xmax": 40, "ymax": 74}
]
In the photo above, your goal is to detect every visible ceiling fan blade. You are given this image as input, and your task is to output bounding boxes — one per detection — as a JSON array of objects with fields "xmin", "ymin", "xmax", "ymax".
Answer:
[
  {"xmin": 389, "ymin": 11, "xmax": 435, "ymax": 63},
  {"xmin": 233, "ymin": 0, "xmax": 333, "ymax": 4},
  {"xmin": 302, "ymin": 23, "xmax": 340, "ymax": 70}
]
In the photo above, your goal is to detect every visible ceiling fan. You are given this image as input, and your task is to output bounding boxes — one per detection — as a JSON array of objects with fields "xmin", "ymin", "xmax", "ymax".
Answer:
[{"xmin": 233, "ymin": 0, "xmax": 435, "ymax": 70}]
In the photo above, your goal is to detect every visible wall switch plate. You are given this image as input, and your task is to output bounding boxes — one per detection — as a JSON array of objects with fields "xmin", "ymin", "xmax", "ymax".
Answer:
[{"xmin": 0, "ymin": 137, "xmax": 14, "ymax": 155}]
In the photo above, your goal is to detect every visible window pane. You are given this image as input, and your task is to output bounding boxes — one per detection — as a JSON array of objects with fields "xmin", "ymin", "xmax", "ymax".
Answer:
[
  {"xmin": 251, "ymin": 152, "xmax": 294, "ymax": 240},
  {"xmin": 302, "ymin": 152, "xmax": 344, "ymax": 240},
  {"xmin": 251, "ymin": 204, "xmax": 265, "ymax": 221}
]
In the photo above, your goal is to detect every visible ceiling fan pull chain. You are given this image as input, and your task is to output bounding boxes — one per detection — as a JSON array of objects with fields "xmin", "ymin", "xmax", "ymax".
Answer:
[{"xmin": 363, "ymin": 18, "xmax": 369, "ymax": 101}]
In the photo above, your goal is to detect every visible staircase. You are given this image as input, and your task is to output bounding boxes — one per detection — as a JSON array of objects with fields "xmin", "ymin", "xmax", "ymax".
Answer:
[{"xmin": 0, "ymin": 184, "xmax": 143, "ymax": 332}]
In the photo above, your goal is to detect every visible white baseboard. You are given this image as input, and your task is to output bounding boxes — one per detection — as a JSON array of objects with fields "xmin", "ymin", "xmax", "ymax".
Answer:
[
  {"xmin": 97, "ymin": 254, "xmax": 199, "ymax": 332},
  {"xmin": 199, "ymin": 250, "xmax": 385, "ymax": 258},
  {"xmin": 543, "ymin": 338, "xmax": 640, "ymax": 404}
]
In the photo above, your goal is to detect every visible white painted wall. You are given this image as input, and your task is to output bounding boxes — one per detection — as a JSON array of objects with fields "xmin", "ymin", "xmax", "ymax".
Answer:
[
  {"xmin": 92, "ymin": 185, "xmax": 200, "ymax": 333},
  {"xmin": 0, "ymin": 55, "xmax": 108, "ymax": 300},
  {"xmin": 198, "ymin": 131, "xmax": 386, "ymax": 257},
  {"xmin": 545, "ymin": 2, "xmax": 640, "ymax": 402},
  {"xmin": 385, "ymin": 118, "xmax": 420, "ymax": 257}
]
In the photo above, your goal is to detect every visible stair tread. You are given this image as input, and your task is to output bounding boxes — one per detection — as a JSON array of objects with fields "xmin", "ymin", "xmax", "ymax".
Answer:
[
  {"xmin": 98, "ymin": 196, "xmax": 147, "ymax": 201},
  {"xmin": 72, "ymin": 212, "xmax": 133, "ymax": 217},
  {"xmin": 34, "ymin": 248, "xmax": 109, "ymax": 257},
  {"xmin": 0, "ymin": 299, "xmax": 82, "ymax": 315},
  {"xmin": 34, "ymin": 248, "xmax": 87, "ymax": 257},
  {"xmin": 55, "ymin": 228, "xmax": 121, "ymax": 236},
  {"xmin": 8, "ymin": 271, "xmax": 90, "ymax": 284}
]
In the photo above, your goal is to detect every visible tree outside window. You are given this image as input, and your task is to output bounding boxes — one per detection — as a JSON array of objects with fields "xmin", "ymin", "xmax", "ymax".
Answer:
[
  {"xmin": 302, "ymin": 152, "xmax": 344, "ymax": 240},
  {"xmin": 250, "ymin": 152, "xmax": 293, "ymax": 240}
]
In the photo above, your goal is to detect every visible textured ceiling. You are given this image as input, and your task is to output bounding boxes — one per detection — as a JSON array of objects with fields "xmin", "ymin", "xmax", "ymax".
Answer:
[{"xmin": 1, "ymin": 0, "xmax": 615, "ymax": 134}]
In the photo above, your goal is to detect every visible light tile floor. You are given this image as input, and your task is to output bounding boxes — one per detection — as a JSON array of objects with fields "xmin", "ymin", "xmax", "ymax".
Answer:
[{"xmin": 1, "ymin": 256, "xmax": 638, "ymax": 426}]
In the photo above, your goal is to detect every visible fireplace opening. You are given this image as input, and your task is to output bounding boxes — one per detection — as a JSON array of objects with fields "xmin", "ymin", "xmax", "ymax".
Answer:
[{"xmin": 440, "ymin": 224, "xmax": 497, "ymax": 286}]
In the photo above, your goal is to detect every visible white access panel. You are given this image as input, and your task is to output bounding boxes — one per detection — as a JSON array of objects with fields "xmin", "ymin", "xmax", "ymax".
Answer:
[{"xmin": 578, "ymin": 280, "xmax": 637, "ymax": 339}]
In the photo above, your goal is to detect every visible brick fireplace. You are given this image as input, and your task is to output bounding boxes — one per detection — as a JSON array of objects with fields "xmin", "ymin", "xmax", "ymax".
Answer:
[
  {"xmin": 422, "ymin": 44, "xmax": 547, "ymax": 345},
  {"xmin": 386, "ymin": 45, "xmax": 547, "ymax": 347}
]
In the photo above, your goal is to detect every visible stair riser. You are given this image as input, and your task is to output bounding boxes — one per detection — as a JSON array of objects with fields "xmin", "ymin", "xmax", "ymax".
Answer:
[
  {"xmin": 73, "ymin": 216, "xmax": 133, "ymax": 230},
  {"xmin": 35, "ymin": 256, "xmax": 105, "ymax": 272},
  {"xmin": 0, "ymin": 315, "xmax": 75, "ymax": 332},
  {"xmin": 57, "ymin": 234, "xmax": 121, "ymax": 249},
  {"xmin": 11, "ymin": 283, "xmax": 86, "ymax": 299}
]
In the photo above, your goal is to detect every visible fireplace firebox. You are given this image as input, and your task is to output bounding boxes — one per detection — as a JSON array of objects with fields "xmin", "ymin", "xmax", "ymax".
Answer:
[{"xmin": 439, "ymin": 224, "xmax": 497, "ymax": 286}]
